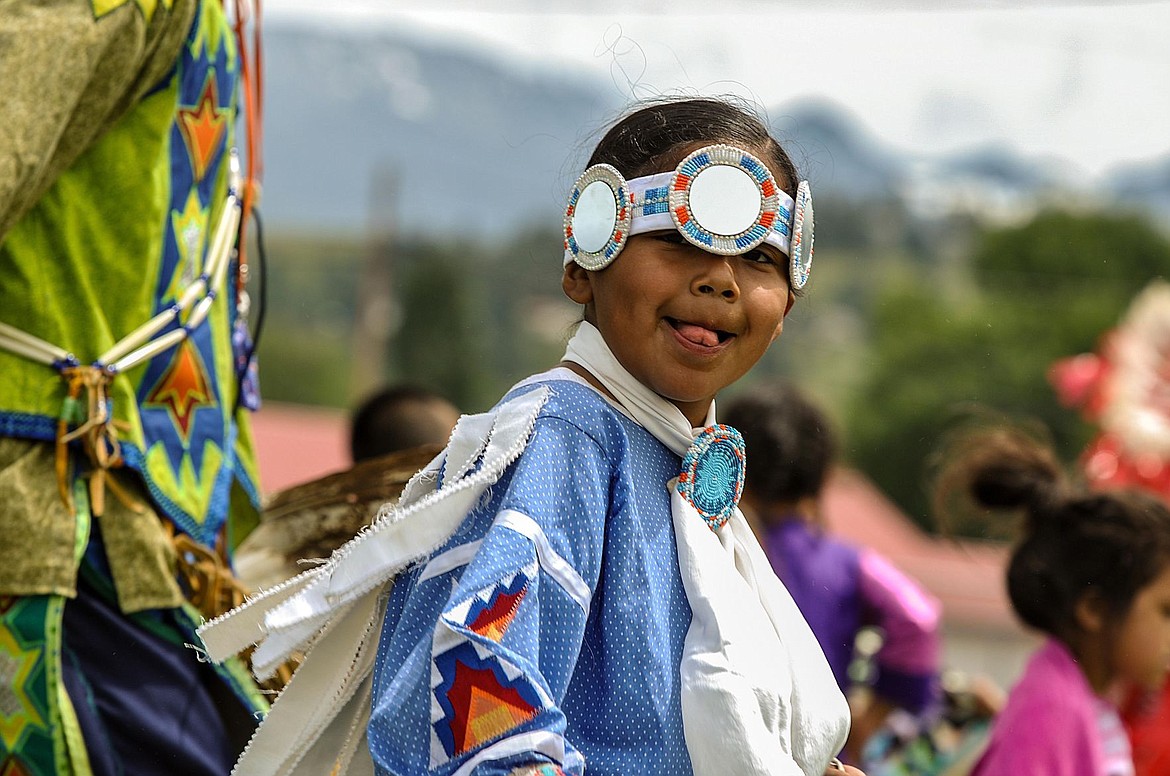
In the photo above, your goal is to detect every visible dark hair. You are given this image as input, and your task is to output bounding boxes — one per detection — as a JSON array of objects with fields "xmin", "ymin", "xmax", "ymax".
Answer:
[
  {"xmin": 350, "ymin": 384, "xmax": 459, "ymax": 463},
  {"xmin": 934, "ymin": 426, "xmax": 1170, "ymax": 638},
  {"xmin": 722, "ymin": 382, "xmax": 836, "ymax": 505},
  {"xmin": 587, "ymin": 97, "xmax": 800, "ymax": 200}
]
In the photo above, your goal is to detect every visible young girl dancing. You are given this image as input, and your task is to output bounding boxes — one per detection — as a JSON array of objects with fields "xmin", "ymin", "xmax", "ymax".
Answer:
[
  {"xmin": 935, "ymin": 427, "xmax": 1170, "ymax": 776},
  {"xmin": 200, "ymin": 97, "xmax": 858, "ymax": 776}
]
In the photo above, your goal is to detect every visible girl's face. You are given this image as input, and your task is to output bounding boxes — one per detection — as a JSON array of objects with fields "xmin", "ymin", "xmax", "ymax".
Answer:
[
  {"xmin": 1110, "ymin": 563, "xmax": 1170, "ymax": 690},
  {"xmin": 563, "ymin": 229, "xmax": 793, "ymax": 427}
]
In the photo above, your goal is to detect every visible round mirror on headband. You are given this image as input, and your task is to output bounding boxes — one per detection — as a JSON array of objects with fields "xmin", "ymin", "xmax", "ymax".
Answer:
[
  {"xmin": 668, "ymin": 145, "xmax": 781, "ymax": 256},
  {"xmin": 563, "ymin": 164, "xmax": 633, "ymax": 271},
  {"xmin": 789, "ymin": 180, "xmax": 815, "ymax": 290},
  {"xmin": 575, "ymin": 182, "xmax": 617, "ymax": 252},
  {"xmin": 688, "ymin": 165, "xmax": 762, "ymax": 237}
]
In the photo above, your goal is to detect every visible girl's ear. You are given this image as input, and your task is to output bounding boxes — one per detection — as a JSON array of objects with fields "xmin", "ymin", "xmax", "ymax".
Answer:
[
  {"xmin": 562, "ymin": 262, "xmax": 594, "ymax": 305},
  {"xmin": 784, "ymin": 289, "xmax": 796, "ymax": 318},
  {"xmin": 1075, "ymin": 590, "xmax": 1108, "ymax": 634}
]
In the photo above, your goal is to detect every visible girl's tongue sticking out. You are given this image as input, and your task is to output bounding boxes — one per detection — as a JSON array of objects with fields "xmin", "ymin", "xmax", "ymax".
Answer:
[{"xmin": 673, "ymin": 320, "xmax": 721, "ymax": 347}]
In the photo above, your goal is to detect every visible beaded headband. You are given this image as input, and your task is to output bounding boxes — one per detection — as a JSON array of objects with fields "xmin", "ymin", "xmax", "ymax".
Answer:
[{"xmin": 563, "ymin": 144, "xmax": 815, "ymax": 290}]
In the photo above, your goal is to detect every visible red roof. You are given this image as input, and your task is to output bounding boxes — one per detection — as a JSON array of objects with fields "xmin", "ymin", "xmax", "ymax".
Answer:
[
  {"xmin": 249, "ymin": 401, "xmax": 351, "ymax": 493},
  {"xmin": 249, "ymin": 404, "xmax": 1017, "ymax": 632},
  {"xmin": 822, "ymin": 467, "xmax": 1016, "ymax": 632}
]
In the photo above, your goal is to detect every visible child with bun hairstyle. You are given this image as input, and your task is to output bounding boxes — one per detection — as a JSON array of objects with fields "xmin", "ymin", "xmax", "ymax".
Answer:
[
  {"xmin": 199, "ymin": 97, "xmax": 860, "ymax": 776},
  {"xmin": 934, "ymin": 427, "xmax": 1170, "ymax": 776}
]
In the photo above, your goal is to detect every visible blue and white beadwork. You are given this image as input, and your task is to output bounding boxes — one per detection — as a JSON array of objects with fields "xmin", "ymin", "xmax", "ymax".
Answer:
[
  {"xmin": 677, "ymin": 424, "xmax": 746, "ymax": 531},
  {"xmin": 563, "ymin": 164, "xmax": 634, "ymax": 271},
  {"xmin": 638, "ymin": 184, "xmax": 671, "ymax": 217},
  {"xmin": 667, "ymin": 145, "xmax": 783, "ymax": 257},
  {"xmin": 789, "ymin": 180, "xmax": 815, "ymax": 291}
]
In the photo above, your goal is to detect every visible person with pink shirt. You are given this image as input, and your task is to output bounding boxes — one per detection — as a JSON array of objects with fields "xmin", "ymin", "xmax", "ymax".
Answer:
[{"xmin": 935, "ymin": 426, "xmax": 1170, "ymax": 776}]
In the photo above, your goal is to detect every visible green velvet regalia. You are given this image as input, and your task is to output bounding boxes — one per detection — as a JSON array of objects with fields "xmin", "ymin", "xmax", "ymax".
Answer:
[{"xmin": 0, "ymin": 0, "xmax": 266, "ymax": 772}]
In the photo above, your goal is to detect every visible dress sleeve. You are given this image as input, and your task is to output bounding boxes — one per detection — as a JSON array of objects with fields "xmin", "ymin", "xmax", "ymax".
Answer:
[
  {"xmin": 857, "ymin": 548, "xmax": 942, "ymax": 714},
  {"xmin": 0, "ymin": 0, "xmax": 196, "ymax": 238},
  {"xmin": 370, "ymin": 415, "xmax": 610, "ymax": 776}
]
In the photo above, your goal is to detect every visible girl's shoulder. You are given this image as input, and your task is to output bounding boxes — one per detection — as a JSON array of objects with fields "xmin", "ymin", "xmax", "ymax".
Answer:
[
  {"xmin": 998, "ymin": 640, "xmax": 1101, "ymax": 727},
  {"xmin": 496, "ymin": 368, "xmax": 677, "ymax": 483},
  {"xmin": 978, "ymin": 645, "xmax": 1105, "ymax": 775},
  {"xmin": 504, "ymin": 367, "xmax": 647, "ymax": 443}
]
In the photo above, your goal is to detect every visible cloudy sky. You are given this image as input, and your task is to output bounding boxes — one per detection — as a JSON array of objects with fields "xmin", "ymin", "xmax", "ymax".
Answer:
[{"xmin": 267, "ymin": 1, "xmax": 1170, "ymax": 178}]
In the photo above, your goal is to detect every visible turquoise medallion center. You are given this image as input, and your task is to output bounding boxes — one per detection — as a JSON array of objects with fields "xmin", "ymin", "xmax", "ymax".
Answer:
[{"xmin": 677, "ymin": 424, "xmax": 746, "ymax": 531}]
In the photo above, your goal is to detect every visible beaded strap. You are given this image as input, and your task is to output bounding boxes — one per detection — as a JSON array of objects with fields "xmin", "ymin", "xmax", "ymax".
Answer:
[{"xmin": 0, "ymin": 151, "xmax": 244, "ymax": 517}]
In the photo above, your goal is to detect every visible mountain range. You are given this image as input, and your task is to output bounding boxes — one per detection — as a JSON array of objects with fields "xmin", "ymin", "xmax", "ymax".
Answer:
[{"xmin": 260, "ymin": 22, "xmax": 1170, "ymax": 240}]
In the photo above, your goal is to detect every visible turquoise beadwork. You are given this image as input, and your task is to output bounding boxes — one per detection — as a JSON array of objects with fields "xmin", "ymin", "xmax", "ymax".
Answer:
[{"xmin": 677, "ymin": 424, "xmax": 746, "ymax": 531}]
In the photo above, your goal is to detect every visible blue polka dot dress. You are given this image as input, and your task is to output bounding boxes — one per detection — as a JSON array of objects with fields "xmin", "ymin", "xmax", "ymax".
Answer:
[{"xmin": 368, "ymin": 375, "xmax": 695, "ymax": 775}]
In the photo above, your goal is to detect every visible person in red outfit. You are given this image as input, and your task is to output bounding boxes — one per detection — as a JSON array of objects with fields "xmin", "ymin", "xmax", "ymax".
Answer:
[{"xmin": 1049, "ymin": 280, "xmax": 1170, "ymax": 776}]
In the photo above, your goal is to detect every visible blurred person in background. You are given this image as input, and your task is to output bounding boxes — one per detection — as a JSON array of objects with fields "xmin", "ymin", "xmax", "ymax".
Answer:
[
  {"xmin": 1049, "ymin": 280, "xmax": 1170, "ymax": 776},
  {"xmin": 349, "ymin": 383, "xmax": 460, "ymax": 463},
  {"xmin": 725, "ymin": 382, "xmax": 943, "ymax": 765},
  {"xmin": 233, "ymin": 385, "xmax": 461, "ymax": 591},
  {"xmin": 934, "ymin": 424, "xmax": 1170, "ymax": 776}
]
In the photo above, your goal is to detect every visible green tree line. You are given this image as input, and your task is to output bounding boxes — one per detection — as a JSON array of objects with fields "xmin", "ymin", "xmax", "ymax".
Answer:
[{"xmin": 845, "ymin": 209, "xmax": 1170, "ymax": 534}]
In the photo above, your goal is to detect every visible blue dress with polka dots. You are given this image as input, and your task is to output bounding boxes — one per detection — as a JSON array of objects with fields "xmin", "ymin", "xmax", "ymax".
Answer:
[{"xmin": 368, "ymin": 377, "xmax": 695, "ymax": 775}]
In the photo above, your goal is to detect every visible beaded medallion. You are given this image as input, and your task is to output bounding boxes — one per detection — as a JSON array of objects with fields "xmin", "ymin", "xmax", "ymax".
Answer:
[
  {"xmin": 667, "ymin": 145, "xmax": 782, "ymax": 257},
  {"xmin": 563, "ymin": 164, "xmax": 634, "ymax": 271},
  {"xmin": 790, "ymin": 180, "xmax": 815, "ymax": 291},
  {"xmin": 677, "ymin": 424, "xmax": 746, "ymax": 531}
]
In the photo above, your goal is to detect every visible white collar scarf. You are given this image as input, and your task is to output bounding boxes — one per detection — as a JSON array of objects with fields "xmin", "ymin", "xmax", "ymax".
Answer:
[{"xmin": 564, "ymin": 321, "xmax": 849, "ymax": 776}]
